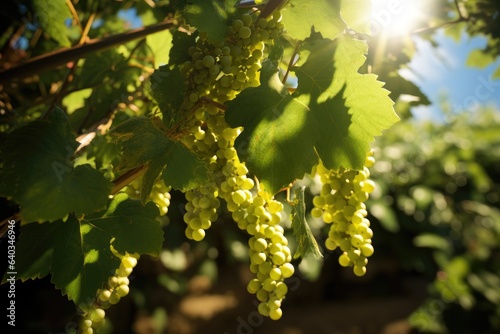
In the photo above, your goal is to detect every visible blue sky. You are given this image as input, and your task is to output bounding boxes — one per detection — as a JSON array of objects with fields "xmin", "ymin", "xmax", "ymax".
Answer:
[
  {"xmin": 370, "ymin": 0, "xmax": 500, "ymax": 122},
  {"xmin": 401, "ymin": 31, "xmax": 500, "ymax": 122}
]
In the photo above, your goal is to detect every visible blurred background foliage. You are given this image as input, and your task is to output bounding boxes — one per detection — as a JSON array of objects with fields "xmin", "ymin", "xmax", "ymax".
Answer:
[{"xmin": 0, "ymin": 0, "xmax": 499, "ymax": 333}]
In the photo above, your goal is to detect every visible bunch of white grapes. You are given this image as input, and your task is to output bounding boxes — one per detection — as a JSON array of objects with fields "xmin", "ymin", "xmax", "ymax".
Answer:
[
  {"xmin": 79, "ymin": 250, "xmax": 139, "ymax": 333},
  {"xmin": 175, "ymin": 8, "xmax": 294, "ymax": 319},
  {"xmin": 125, "ymin": 177, "xmax": 171, "ymax": 215},
  {"xmin": 311, "ymin": 151, "xmax": 376, "ymax": 277}
]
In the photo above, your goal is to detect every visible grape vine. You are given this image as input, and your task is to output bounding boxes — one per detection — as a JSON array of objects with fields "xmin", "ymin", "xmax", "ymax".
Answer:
[{"xmin": 0, "ymin": 0, "xmax": 399, "ymax": 330}]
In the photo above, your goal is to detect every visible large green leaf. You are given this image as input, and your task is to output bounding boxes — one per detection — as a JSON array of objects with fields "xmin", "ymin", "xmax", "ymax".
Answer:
[
  {"xmin": 85, "ymin": 193, "xmax": 163, "ymax": 255},
  {"xmin": 168, "ymin": 30, "xmax": 197, "ymax": 66},
  {"xmin": 113, "ymin": 117, "xmax": 209, "ymax": 192},
  {"xmin": 0, "ymin": 109, "xmax": 112, "ymax": 223},
  {"xmin": 113, "ymin": 117, "xmax": 171, "ymax": 170},
  {"xmin": 281, "ymin": 0, "xmax": 345, "ymax": 41},
  {"xmin": 226, "ymin": 62, "xmax": 319, "ymax": 194},
  {"xmin": 79, "ymin": 50, "xmax": 127, "ymax": 88},
  {"xmin": 150, "ymin": 66, "xmax": 186, "ymax": 128},
  {"xmin": 4, "ymin": 195, "xmax": 162, "ymax": 310},
  {"xmin": 183, "ymin": 0, "xmax": 237, "ymax": 44},
  {"xmin": 227, "ymin": 38, "xmax": 397, "ymax": 193},
  {"xmin": 3, "ymin": 222, "xmax": 59, "ymax": 282},
  {"xmin": 161, "ymin": 142, "xmax": 210, "ymax": 192},
  {"xmin": 33, "ymin": 0, "xmax": 72, "ymax": 47},
  {"xmin": 294, "ymin": 37, "xmax": 399, "ymax": 170}
]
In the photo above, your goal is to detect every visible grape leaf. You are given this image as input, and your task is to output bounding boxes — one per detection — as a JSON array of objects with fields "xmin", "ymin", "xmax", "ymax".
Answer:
[
  {"xmin": 161, "ymin": 142, "xmax": 210, "ymax": 192},
  {"xmin": 225, "ymin": 62, "xmax": 319, "ymax": 194},
  {"xmin": 146, "ymin": 29, "xmax": 173, "ymax": 67},
  {"xmin": 150, "ymin": 66, "xmax": 186, "ymax": 128},
  {"xmin": 466, "ymin": 49, "xmax": 497, "ymax": 69},
  {"xmin": 84, "ymin": 193, "xmax": 163, "ymax": 256},
  {"xmin": 2, "ymin": 222, "xmax": 59, "ymax": 283},
  {"xmin": 183, "ymin": 0, "xmax": 237, "ymax": 44},
  {"xmin": 0, "ymin": 109, "xmax": 112, "ymax": 223},
  {"xmin": 281, "ymin": 0, "xmax": 345, "ymax": 41},
  {"xmin": 6, "ymin": 195, "xmax": 163, "ymax": 310},
  {"xmin": 340, "ymin": 0, "xmax": 372, "ymax": 35},
  {"xmin": 140, "ymin": 156, "xmax": 168, "ymax": 204},
  {"xmin": 79, "ymin": 50, "xmax": 127, "ymax": 88},
  {"xmin": 291, "ymin": 187, "xmax": 322, "ymax": 259},
  {"xmin": 50, "ymin": 214, "xmax": 118, "ymax": 310},
  {"xmin": 494, "ymin": 66, "xmax": 500, "ymax": 79},
  {"xmin": 112, "ymin": 117, "xmax": 209, "ymax": 192},
  {"xmin": 169, "ymin": 30, "xmax": 197, "ymax": 65},
  {"xmin": 33, "ymin": 0, "xmax": 72, "ymax": 47},
  {"xmin": 113, "ymin": 117, "xmax": 171, "ymax": 170},
  {"xmin": 294, "ymin": 37, "xmax": 399, "ymax": 170},
  {"xmin": 382, "ymin": 73, "xmax": 431, "ymax": 106}
]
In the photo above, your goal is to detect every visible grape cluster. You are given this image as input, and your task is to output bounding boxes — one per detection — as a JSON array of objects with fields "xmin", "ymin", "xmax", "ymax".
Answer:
[
  {"xmin": 80, "ymin": 250, "xmax": 138, "ymax": 333},
  {"xmin": 238, "ymin": 196, "xmax": 294, "ymax": 320},
  {"xmin": 311, "ymin": 151, "xmax": 376, "ymax": 277},
  {"xmin": 183, "ymin": 184, "xmax": 220, "ymax": 241},
  {"xmin": 149, "ymin": 179, "xmax": 172, "ymax": 215},
  {"xmin": 174, "ymin": 9, "xmax": 293, "ymax": 319},
  {"xmin": 125, "ymin": 177, "xmax": 171, "ymax": 216}
]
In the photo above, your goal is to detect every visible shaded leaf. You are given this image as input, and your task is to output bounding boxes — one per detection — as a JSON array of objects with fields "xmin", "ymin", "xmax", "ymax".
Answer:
[
  {"xmin": 113, "ymin": 117, "xmax": 209, "ymax": 192},
  {"xmin": 150, "ymin": 66, "xmax": 186, "ymax": 128},
  {"xmin": 113, "ymin": 117, "xmax": 171, "ymax": 170},
  {"xmin": 161, "ymin": 142, "xmax": 209, "ymax": 192},
  {"xmin": 33, "ymin": 0, "xmax": 72, "ymax": 47},
  {"xmin": 0, "ymin": 109, "xmax": 112, "ymax": 223},
  {"xmin": 183, "ymin": 0, "xmax": 237, "ymax": 44},
  {"xmin": 291, "ymin": 187, "xmax": 323, "ymax": 259},
  {"xmin": 7, "ymin": 195, "xmax": 163, "ymax": 310}
]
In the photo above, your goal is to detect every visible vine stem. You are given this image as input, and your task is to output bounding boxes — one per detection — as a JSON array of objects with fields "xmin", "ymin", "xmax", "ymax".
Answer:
[
  {"xmin": 0, "ymin": 20, "xmax": 175, "ymax": 85},
  {"xmin": 282, "ymin": 41, "xmax": 301, "ymax": 85},
  {"xmin": 43, "ymin": 13, "xmax": 96, "ymax": 120},
  {"xmin": 111, "ymin": 165, "xmax": 148, "ymax": 195},
  {"xmin": 411, "ymin": 1, "xmax": 468, "ymax": 35},
  {"xmin": 411, "ymin": 18, "xmax": 466, "ymax": 35}
]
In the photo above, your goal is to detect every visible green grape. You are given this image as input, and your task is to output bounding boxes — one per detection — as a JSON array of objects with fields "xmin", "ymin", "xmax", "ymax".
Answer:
[
  {"xmin": 239, "ymin": 26, "xmax": 252, "ymax": 39},
  {"xmin": 121, "ymin": 256, "xmax": 137, "ymax": 269},
  {"xmin": 90, "ymin": 308, "xmax": 105, "ymax": 323},
  {"xmin": 115, "ymin": 284, "xmax": 129, "ymax": 297},
  {"xmin": 241, "ymin": 14, "xmax": 253, "ymax": 27},
  {"xmin": 189, "ymin": 92, "xmax": 199, "ymax": 103},
  {"xmin": 269, "ymin": 307, "xmax": 283, "ymax": 320},
  {"xmin": 98, "ymin": 290, "xmax": 111, "ymax": 302},
  {"xmin": 202, "ymin": 55, "xmax": 215, "ymax": 68},
  {"xmin": 108, "ymin": 291, "xmax": 121, "ymax": 305},
  {"xmin": 232, "ymin": 19, "xmax": 244, "ymax": 31}
]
